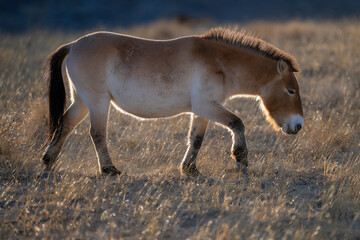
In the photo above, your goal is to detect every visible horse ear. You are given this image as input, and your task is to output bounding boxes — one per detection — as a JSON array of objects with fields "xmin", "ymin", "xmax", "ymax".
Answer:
[{"xmin": 277, "ymin": 59, "xmax": 288, "ymax": 75}]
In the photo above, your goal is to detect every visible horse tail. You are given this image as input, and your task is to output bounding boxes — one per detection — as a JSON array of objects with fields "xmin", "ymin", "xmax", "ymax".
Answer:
[{"xmin": 44, "ymin": 43, "xmax": 72, "ymax": 144}]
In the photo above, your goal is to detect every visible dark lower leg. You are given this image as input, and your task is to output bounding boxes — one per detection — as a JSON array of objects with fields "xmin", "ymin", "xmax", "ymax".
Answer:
[
  {"xmin": 90, "ymin": 128, "xmax": 121, "ymax": 176},
  {"xmin": 228, "ymin": 119, "xmax": 248, "ymax": 169},
  {"xmin": 181, "ymin": 134, "xmax": 204, "ymax": 176},
  {"xmin": 42, "ymin": 128, "xmax": 65, "ymax": 168},
  {"xmin": 42, "ymin": 99, "xmax": 88, "ymax": 169},
  {"xmin": 180, "ymin": 116, "xmax": 208, "ymax": 177}
]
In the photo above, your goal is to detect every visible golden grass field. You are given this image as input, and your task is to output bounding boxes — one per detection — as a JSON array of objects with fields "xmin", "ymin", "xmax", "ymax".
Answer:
[{"xmin": 1, "ymin": 19, "xmax": 359, "ymax": 239}]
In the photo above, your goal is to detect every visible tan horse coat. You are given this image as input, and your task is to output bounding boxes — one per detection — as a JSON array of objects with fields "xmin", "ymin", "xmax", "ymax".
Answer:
[{"xmin": 42, "ymin": 28, "xmax": 303, "ymax": 177}]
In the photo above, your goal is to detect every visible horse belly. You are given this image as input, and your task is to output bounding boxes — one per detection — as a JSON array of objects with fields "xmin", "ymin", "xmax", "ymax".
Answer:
[{"xmin": 109, "ymin": 77, "xmax": 191, "ymax": 118}]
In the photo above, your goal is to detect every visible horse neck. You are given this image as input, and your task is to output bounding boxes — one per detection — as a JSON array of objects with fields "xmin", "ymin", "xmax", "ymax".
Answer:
[{"xmin": 222, "ymin": 49, "xmax": 277, "ymax": 97}]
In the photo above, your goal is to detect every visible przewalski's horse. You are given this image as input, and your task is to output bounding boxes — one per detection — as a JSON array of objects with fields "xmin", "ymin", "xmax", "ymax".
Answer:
[{"xmin": 42, "ymin": 27, "xmax": 303, "ymax": 177}]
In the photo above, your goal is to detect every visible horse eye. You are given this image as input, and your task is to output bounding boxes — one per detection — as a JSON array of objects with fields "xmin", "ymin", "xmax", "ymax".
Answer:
[{"xmin": 287, "ymin": 89, "xmax": 295, "ymax": 95}]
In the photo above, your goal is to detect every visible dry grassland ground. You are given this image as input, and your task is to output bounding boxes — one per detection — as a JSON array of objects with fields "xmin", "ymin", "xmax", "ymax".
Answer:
[{"xmin": 0, "ymin": 19, "xmax": 359, "ymax": 239}]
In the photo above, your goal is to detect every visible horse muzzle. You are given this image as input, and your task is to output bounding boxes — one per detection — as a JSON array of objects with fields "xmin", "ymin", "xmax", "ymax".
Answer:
[{"xmin": 282, "ymin": 114, "xmax": 303, "ymax": 135}]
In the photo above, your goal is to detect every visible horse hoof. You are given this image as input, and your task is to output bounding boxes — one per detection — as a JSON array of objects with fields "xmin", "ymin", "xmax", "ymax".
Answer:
[
  {"xmin": 101, "ymin": 166, "xmax": 122, "ymax": 176},
  {"xmin": 226, "ymin": 161, "xmax": 249, "ymax": 177},
  {"xmin": 187, "ymin": 170, "xmax": 201, "ymax": 179},
  {"xmin": 181, "ymin": 166, "xmax": 201, "ymax": 179},
  {"xmin": 37, "ymin": 165, "xmax": 54, "ymax": 180},
  {"xmin": 37, "ymin": 171, "xmax": 49, "ymax": 180},
  {"xmin": 225, "ymin": 167, "xmax": 248, "ymax": 176},
  {"xmin": 241, "ymin": 167, "xmax": 249, "ymax": 176},
  {"xmin": 233, "ymin": 148, "xmax": 248, "ymax": 167}
]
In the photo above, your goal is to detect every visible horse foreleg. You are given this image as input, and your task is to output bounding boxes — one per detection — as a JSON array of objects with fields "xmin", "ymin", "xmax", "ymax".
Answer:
[
  {"xmin": 180, "ymin": 115, "xmax": 209, "ymax": 177},
  {"xmin": 42, "ymin": 96, "xmax": 88, "ymax": 171},
  {"xmin": 88, "ymin": 98, "xmax": 121, "ymax": 176},
  {"xmin": 228, "ymin": 118, "xmax": 248, "ymax": 173},
  {"xmin": 194, "ymin": 102, "xmax": 248, "ymax": 174}
]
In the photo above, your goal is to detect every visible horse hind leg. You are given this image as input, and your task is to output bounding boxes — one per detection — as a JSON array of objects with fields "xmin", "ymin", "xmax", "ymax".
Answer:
[
  {"xmin": 180, "ymin": 115, "xmax": 208, "ymax": 177},
  {"xmin": 88, "ymin": 96, "xmax": 121, "ymax": 176},
  {"xmin": 42, "ymin": 95, "xmax": 88, "ymax": 170}
]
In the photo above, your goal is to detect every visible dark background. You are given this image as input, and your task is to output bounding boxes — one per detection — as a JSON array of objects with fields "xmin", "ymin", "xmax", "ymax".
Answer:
[{"xmin": 1, "ymin": 0, "xmax": 360, "ymax": 33}]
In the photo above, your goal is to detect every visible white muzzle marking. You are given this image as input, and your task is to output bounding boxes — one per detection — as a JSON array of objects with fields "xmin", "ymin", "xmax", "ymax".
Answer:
[{"xmin": 282, "ymin": 114, "xmax": 303, "ymax": 135}]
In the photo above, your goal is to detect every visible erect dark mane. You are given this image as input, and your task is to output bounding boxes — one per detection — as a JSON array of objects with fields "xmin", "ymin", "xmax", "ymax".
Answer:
[{"xmin": 202, "ymin": 27, "xmax": 300, "ymax": 72}]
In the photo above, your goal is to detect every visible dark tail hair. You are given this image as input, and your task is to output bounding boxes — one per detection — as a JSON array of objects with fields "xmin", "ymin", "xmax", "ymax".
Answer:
[{"xmin": 44, "ymin": 43, "xmax": 71, "ymax": 144}]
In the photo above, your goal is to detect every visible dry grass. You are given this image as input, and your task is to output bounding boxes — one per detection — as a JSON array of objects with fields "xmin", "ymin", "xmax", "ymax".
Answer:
[{"xmin": 1, "ymin": 19, "xmax": 359, "ymax": 239}]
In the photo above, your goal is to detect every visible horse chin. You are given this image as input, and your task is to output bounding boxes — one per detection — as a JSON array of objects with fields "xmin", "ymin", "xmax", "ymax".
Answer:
[
  {"xmin": 281, "ymin": 125, "xmax": 295, "ymax": 135},
  {"xmin": 281, "ymin": 126, "xmax": 299, "ymax": 135}
]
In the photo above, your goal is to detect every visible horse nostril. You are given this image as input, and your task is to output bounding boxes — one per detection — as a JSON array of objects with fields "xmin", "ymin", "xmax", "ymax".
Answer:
[{"xmin": 296, "ymin": 124, "xmax": 302, "ymax": 131}]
